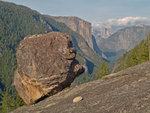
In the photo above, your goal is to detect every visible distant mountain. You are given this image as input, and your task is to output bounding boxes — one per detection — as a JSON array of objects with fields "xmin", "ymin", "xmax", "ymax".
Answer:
[
  {"xmin": 92, "ymin": 17, "xmax": 150, "ymax": 45},
  {"xmin": 92, "ymin": 26, "xmax": 113, "ymax": 39},
  {"xmin": 92, "ymin": 17, "xmax": 150, "ymax": 70},
  {"xmin": 98, "ymin": 25, "xmax": 150, "ymax": 52}
]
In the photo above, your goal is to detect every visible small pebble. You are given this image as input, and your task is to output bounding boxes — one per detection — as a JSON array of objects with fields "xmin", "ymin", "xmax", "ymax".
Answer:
[{"xmin": 73, "ymin": 96, "xmax": 83, "ymax": 103}]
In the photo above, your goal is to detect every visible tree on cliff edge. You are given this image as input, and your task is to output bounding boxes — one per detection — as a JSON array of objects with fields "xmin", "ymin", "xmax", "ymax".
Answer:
[
  {"xmin": 96, "ymin": 61, "xmax": 108, "ymax": 79},
  {"xmin": 147, "ymin": 33, "xmax": 150, "ymax": 60}
]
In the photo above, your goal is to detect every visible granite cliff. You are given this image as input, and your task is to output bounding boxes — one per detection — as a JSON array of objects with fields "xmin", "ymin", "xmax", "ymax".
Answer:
[
  {"xmin": 12, "ymin": 61, "xmax": 150, "ymax": 113},
  {"xmin": 98, "ymin": 25, "xmax": 150, "ymax": 52},
  {"xmin": 14, "ymin": 32, "xmax": 84, "ymax": 105},
  {"xmin": 50, "ymin": 16, "xmax": 93, "ymax": 49}
]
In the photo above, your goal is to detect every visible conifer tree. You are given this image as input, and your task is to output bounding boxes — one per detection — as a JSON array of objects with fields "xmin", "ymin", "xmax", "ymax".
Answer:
[
  {"xmin": 96, "ymin": 61, "xmax": 108, "ymax": 79},
  {"xmin": 147, "ymin": 33, "xmax": 150, "ymax": 60}
]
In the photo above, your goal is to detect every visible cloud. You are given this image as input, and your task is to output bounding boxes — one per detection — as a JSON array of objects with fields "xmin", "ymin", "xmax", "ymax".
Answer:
[{"xmin": 93, "ymin": 17, "xmax": 150, "ymax": 28}]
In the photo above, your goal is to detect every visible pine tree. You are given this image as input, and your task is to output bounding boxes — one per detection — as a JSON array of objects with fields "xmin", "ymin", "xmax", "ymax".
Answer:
[
  {"xmin": 0, "ymin": 89, "xmax": 24, "ymax": 113},
  {"xmin": 96, "ymin": 61, "xmax": 108, "ymax": 79},
  {"xmin": 147, "ymin": 33, "xmax": 150, "ymax": 60},
  {"xmin": 0, "ymin": 91, "xmax": 16, "ymax": 113}
]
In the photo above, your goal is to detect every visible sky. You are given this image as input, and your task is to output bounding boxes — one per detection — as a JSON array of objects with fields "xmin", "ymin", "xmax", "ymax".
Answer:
[{"xmin": 1, "ymin": 0, "xmax": 150, "ymax": 22}]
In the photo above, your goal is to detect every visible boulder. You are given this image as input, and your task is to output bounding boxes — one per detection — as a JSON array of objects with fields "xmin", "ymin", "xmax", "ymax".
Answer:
[{"xmin": 14, "ymin": 32, "xmax": 84, "ymax": 104}]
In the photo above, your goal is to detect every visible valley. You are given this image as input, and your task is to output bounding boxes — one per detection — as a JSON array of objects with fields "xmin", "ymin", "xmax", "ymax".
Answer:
[{"xmin": 0, "ymin": 1, "xmax": 150, "ymax": 113}]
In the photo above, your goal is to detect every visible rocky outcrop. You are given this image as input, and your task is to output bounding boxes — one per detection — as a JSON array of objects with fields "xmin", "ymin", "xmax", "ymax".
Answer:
[
  {"xmin": 14, "ymin": 32, "xmax": 84, "ymax": 105},
  {"xmin": 50, "ymin": 16, "xmax": 93, "ymax": 49},
  {"xmin": 12, "ymin": 61, "xmax": 150, "ymax": 113}
]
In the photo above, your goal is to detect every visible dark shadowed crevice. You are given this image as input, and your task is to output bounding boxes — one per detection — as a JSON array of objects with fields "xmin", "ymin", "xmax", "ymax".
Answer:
[{"xmin": 85, "ymin": 59, "xmax": 94, "ymax": 74}]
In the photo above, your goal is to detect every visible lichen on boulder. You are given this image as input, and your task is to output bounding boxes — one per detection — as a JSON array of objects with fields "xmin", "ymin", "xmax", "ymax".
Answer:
[{"xmin": 14, "ymin": 32, "xmax": 84, "ymax": 104}]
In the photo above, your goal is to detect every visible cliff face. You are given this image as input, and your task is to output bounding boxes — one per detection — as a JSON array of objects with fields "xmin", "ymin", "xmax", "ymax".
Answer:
[
  {"xmin": 12, "ymin": 61, "xmax": 150, "ymax": 113},
  {"xmin": 99, "ymin": 26, "xmax": 150, "ymax": 52},
  {"xmin": 50, "ymin": 16, "xmax": 93, "ymax": 49}
]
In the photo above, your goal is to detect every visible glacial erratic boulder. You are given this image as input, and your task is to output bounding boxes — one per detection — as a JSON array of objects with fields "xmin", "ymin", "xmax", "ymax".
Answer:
[{"xmin": 14, "ymin": 32, "xmax": 84, "ymax": 105}]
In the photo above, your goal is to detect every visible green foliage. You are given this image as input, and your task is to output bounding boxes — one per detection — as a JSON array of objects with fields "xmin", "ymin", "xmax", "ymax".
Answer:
[
  {"xmin": 147, "ymin": 33, "xmax": 150, "ymax": 60},
  {"xmin": 114, "ymin": 34, "xmax": 150, "ymax": 72},
  {"xmin": 96, "ymin": 61, "xmax": 108, "ymax": 79},
  {"xmin": 0, "ymin": 89, "xmax": 24, "ymax": 113}
]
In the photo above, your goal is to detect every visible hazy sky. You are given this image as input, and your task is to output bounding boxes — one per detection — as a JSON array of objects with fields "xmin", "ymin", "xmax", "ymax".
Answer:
[{"xmin": 1, "ymin": 0, "xmax": 150, "ymax": 22}]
